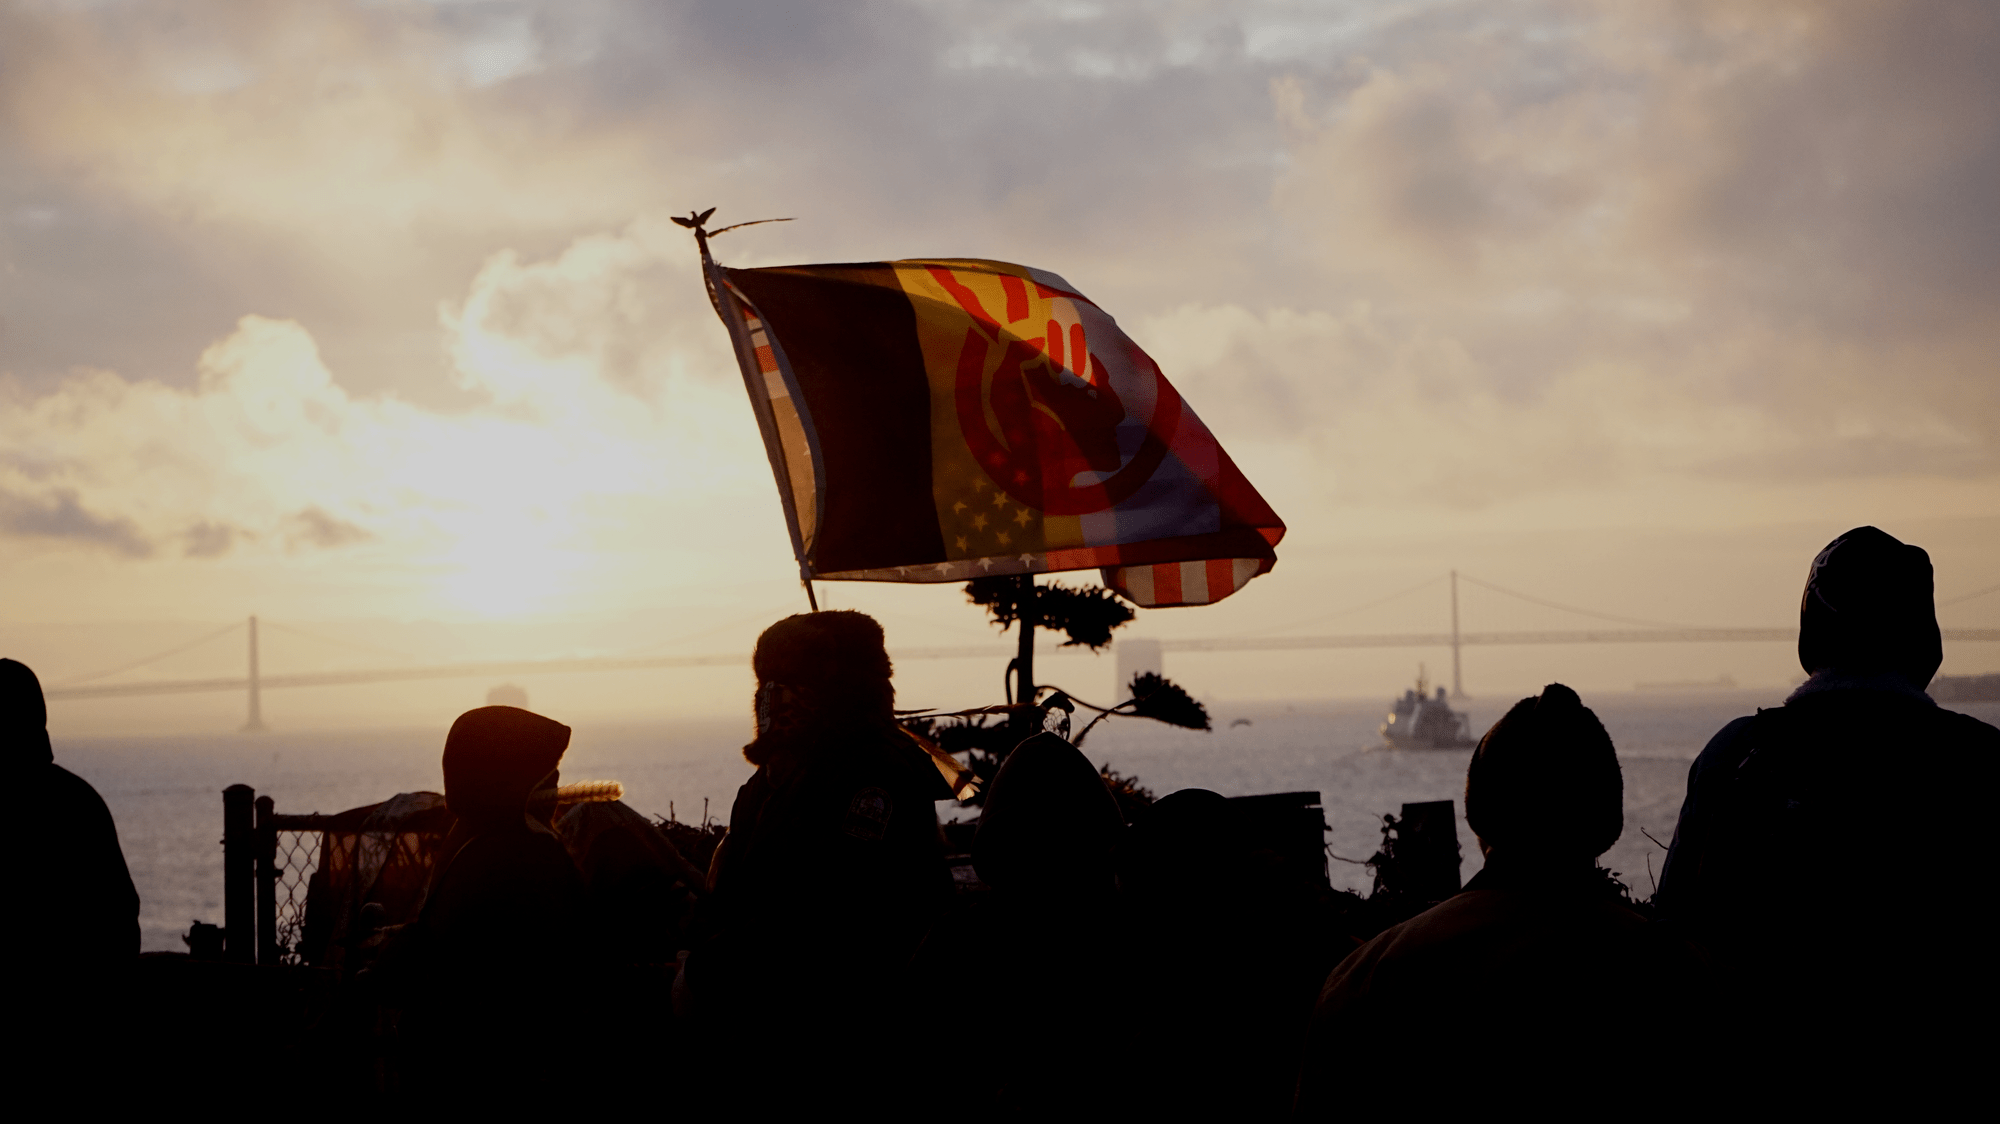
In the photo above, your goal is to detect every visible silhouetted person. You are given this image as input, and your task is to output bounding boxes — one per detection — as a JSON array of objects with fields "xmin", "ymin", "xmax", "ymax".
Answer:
[
  {"xmin": 377, "ymin": 705, "xmax": 584, "ymax": 1103},
  {"xmin": 558, "ymin": 798, "xmax": 706, "ymax": 967},
  {"xmin": 4, "ymin": 657, "xmax": 139, "ymax": 965},
  {"xmin": 5, "ymin": 658, "xmax": 140, "ymax": 1069},
  {"xmin": 967, "ymin": 731, "xmax": 1126, "ymax": 1115},
  {"xmin": 1296, "ymin": 685, "xmax": 1698, "ymax": 1116},
  {"xmin": 1121, "ymin": 789, "xmax": 1336, "ymax": 1121},
  {"xmin": 687, "ymin": 612, "xmax": 952, "ymax": 1109},
  {"xmin": 1658, "ymin": 527, "xmax": 1999, "ymax": 1093}
]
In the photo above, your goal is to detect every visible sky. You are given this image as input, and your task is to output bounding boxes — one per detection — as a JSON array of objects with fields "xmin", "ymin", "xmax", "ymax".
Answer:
[{"xmin": 2, "ymin": 0, "xmax": 1996, "ymax": 733}]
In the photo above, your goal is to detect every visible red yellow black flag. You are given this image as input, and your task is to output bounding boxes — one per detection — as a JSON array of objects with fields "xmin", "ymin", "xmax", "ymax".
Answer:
[{"xmin": 706, "ymin": 254, "xmax": 1284, "ymax": 608}]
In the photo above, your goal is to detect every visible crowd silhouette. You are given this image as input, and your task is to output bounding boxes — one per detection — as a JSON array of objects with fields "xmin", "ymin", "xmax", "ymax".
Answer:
[{"xmin": 10, "ymin": 526, "xmax": 1996, "ymax": 1112}]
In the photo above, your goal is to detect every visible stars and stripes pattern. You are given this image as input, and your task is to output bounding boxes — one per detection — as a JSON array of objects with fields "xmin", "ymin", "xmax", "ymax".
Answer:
[{"xmin": 706, "ymin": 255, "xmax": 1284, "ymax": 608}]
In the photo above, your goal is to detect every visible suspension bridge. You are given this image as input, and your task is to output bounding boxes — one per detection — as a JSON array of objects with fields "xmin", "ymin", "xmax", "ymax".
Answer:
[{"xmin": 37, "ymin": 571, "xmax": 2000, "ymax": 728}]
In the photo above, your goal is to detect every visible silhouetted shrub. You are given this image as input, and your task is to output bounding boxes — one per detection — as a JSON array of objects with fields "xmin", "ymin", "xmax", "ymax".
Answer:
[
  {"xmin": 965, "ymin": 575, "xmax": 1135, "ymax": 650},
  {"xmin": 1099, "ymin": 763, "xmax": 1155, "ymax": 823},
  {"xmin": 1128, "ymin": 672, "xmax": 1210, "ymax": 731}
]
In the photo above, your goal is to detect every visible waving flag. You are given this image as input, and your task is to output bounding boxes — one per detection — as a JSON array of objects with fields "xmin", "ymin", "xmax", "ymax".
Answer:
[{"xmin": 706, "ymin": 256, "xmax": 1284, "ymax": 607}]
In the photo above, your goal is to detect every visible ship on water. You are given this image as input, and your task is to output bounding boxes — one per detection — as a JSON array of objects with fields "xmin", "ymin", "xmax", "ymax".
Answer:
[{"xmin": 1380, "ymin": 665, "xmax": 1475, "ymax": 749}]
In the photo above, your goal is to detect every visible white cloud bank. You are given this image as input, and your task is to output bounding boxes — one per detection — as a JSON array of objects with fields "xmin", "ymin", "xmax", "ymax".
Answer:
[{"xmin": 0, "ymin": 218, "xmax": 793, "ymax": 618}]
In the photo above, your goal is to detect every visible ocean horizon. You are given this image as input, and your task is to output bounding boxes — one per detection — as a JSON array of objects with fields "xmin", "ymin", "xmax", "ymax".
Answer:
[{"xmin": 56, "ymin": 689, "xmax": 2000, "ymax": 954}]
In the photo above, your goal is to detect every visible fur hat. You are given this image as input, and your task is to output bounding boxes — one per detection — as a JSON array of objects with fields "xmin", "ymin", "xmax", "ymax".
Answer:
[
  {"xmin": 1798, "ymin": 526, "xmax": 1942, "ymax": 687},
  {"xmin": 743, "ymin": 611, "xmax": 897, "ymax": 766},
  {"xmin": 442, "ymin": 705, "xmax": 571, "ymax": 828},
  {"xmin": 1464, "ymin": 683, "xmax": 1623, "ymax": 859},
  {"xmin": 753, "ymin": 611, "xmax": 893, "ymax": 697}
]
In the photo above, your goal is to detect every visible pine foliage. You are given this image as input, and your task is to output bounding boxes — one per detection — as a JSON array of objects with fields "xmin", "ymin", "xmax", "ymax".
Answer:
[
  {"xmin": 964, "ymin": 575, "xmax": 1135, "ymax": 650},
  {"xmin": 1128, "ymin": 671, "xmax": 1211, "ymax": 731}
]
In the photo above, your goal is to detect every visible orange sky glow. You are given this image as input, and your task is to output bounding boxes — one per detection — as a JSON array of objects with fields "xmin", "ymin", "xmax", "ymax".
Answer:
[{"xmin": 2, "ymin": 1, "xmax": 1995, "ymax": 734}]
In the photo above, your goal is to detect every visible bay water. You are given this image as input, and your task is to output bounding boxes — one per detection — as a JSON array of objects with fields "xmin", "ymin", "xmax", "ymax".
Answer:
[{"xmin": 60, "ymin": 690, "xmax": 2000, "ymax": 954}]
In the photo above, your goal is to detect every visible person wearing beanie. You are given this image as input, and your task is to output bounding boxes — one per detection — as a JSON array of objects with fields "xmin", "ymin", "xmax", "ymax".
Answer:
[
  {"xmin": 1295, "ymin": 684, "xmax": 1698, "ymax": 1116},
  {"xmin": 378, "ymin": 705, "xmax": 585, "ymax": 1100},
  {"xmin": 1657, "ymin": 527, "xmax": 1998, "ymax": 1092},
  {"xmin": 686, "ymin": 611, "xmax": 952, "ymax": 1110}
]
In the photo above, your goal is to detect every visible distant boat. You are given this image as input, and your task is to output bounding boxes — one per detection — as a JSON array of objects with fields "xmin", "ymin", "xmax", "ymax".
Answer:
[
  {"xmin": 1635, "ymin": 674, "xmax": 1737, "ymax": 692},
  {"xmin": 1381, "ymin": 665, "xmax": 1474, "ymax": 749}
]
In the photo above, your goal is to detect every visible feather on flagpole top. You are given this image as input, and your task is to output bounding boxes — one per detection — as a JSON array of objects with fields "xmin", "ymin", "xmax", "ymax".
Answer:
[{"xmin": 672, "ymin": 207, "xmax": 794, "ymax": 237}]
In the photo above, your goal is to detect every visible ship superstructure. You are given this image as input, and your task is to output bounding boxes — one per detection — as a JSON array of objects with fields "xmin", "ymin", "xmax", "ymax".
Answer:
[{"xmin": 1380, "ymin": 665, "xmax": 1474, "ymax": 749}]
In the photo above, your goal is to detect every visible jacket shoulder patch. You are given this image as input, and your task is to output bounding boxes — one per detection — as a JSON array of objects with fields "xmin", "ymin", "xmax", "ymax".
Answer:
[{"xmin": 844, "ymin": 787, "xmax": 892, "ymax": 841}]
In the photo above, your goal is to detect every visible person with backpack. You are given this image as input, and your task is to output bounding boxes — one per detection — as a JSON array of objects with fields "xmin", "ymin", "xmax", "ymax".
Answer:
[{"xmin": 1657, "ymin": 526, "xmax": 1998, "ymax": 1094}]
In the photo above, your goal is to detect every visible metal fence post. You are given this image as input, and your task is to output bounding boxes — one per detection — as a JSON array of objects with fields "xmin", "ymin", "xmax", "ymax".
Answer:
[
  {"xmin": 223, "ymin": 784, "xmax": 255, "ymax": 963},
  {"xmin": 255, "ymin": 795, "xmax": 278, "ymax": 965}
]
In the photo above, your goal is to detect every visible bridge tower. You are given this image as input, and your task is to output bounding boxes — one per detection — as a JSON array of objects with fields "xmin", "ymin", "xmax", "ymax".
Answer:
[
  {"xmin": 1450, "ymin": 570, "xmax": 1464, "ymax": 698},
  {"xmin": 242, "ymin": 615, "xmax": 267, "ymax": 732}
]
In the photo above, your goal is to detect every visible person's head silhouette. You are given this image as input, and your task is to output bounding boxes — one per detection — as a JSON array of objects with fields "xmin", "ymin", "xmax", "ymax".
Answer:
[
  {"xmin": 973, "ymin": 733, "xmax": 1123, "ymax": 900},
  {"xmin": 441, "ymin": 705, "xmax": 571, "ymax": 831},
  {"xmin": 1798, "ymin": 526, "xmax": 1942, "ymax": 689},
  {"xmin": 1464, "ymin": 683, "xmax": 1621, "ymax": 868},
  {"xmin": 0, "ymin": 658, "xmax": 53, "ymax": 771},
  {"xmin": 744, "ymin": 610, "xmax": 896, "ymax": 766}
]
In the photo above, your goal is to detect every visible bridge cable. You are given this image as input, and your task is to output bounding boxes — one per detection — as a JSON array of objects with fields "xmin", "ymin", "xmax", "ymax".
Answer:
[
  {"xmin": 591, "ymin": 600, "xmax": 823, "ymax": 659},
  {"xmin": 259, "ymin": 620, "xmax": 422, "ymax": 663},
  {"xmin": 1236, "ymin": 573, "xmax": 1449, "ymax": 638},
  {"xmin": 657, "ymin": 601, "xmax": 846, "ymax": 649},
  {"xmin": 1940, "ymin": 580, "xmax": 2000, "ymax": 607},
  {"xmin": 51, "ymin": 621, "xmax": 245, "ymax": 686},
  {"xmin": 1455, "ymin": 573, "xmax": 1730, "ymax": 631}
]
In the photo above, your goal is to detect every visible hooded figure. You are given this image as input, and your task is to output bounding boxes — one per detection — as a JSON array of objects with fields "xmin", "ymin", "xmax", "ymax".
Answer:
[
  {"xmin": 687, "ymin": 612, "xmax": 951, "ymax": 1109},
  {"xmin": 1657, "ymin": 528, "xmax": 1998, "ymax": 1094},
  {"xmin": 384, "ymin": 705, "xmax": 584, "ymax": 1099},
  {"xmin": 3, "ymin": 658, "xmax": 139, "ymax": 969},
  {"xmin": 1296, "ymin": 685, "xmax": 1698, "ymax": 1116}
]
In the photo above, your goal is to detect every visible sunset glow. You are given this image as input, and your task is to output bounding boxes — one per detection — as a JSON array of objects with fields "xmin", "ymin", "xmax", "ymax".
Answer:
[{"xmin": 1, "ymin": 1, "xmax": 1994, "ymax": 725}]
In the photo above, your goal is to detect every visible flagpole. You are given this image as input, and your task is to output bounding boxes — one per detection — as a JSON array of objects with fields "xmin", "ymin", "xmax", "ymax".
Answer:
[
  {"xmin": 1014, "ymin": 574, "xmax": 1036, "ymax": 733},
  {"xmin": 681, "ymin": 207, "xmax": 822, "ymax": 613}
]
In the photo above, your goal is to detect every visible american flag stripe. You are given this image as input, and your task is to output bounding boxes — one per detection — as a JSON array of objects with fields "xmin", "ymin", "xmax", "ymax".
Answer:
[
  {"xmin": 1098, "ymin": 557, "xmax": 1269, "ymax": 608},
  {"xmin": 712, "ymin": 257, "xmax": 1283, "ymax": 605}
]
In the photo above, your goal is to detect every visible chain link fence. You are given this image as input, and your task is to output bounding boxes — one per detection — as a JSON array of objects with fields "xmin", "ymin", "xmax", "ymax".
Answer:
[{"xmin": 241, "ymin": 792, "xmax": 455, "ymax": 967}]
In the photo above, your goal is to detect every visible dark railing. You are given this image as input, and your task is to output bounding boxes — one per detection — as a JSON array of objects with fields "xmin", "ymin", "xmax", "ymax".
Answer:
[{"xmin": 223, "ymin": 784, "xmax": 255, "ymax": 962}]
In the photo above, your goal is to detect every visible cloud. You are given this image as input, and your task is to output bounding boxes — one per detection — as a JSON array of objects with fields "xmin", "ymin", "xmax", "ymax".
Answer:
[
  {"xmin": 0, "ymin": 0, "xmax": 1993, "ymax": 620},
  {"xmin": 182, "ymin": 521, "xmax": 238, "ymax": 558},
  {"xmin": 1257, "ymin": 0, "xmax": 2000, "ymax": 492},
  {"xmin": 1140, "ymin": 301, "xmax": 1992, "ymax": 519},
  {"xmin": 286, "ymin": 507, "xmax": 372, "ymax": 551},
  {"xmin": 0, "ymin": 487, "xmax": 150, "ymax": 557},
  {"xmin": 0, "ymin": 228, "xmax": 783, "ymax": 614}
]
